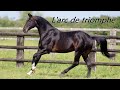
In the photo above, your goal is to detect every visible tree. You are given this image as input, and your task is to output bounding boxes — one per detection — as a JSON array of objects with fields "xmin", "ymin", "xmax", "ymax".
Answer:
[
  {"xmin": 19, "ymin": 11, "xmax": 33, "ymax": 21},
  {"xmin": 18, "ymin": 11, "xmax": 33, "ymax": 27},
  {"xmin": 33, "ymin": 11, "xmax": 43, "ymax": 16}
]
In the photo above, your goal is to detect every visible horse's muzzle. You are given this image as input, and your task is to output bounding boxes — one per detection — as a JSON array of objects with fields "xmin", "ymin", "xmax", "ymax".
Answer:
[
  {"xmin": 23, "ymin": 30, "xmax": 27, "ymax": 33},
  {"xmin": 23, "ymin": 28, "xmax": 28, "ymax": 33}
]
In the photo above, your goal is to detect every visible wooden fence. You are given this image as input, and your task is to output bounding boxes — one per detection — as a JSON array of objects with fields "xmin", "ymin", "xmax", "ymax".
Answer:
[{"xmin": 0, "ymin": 27, "xmax": 120, "ymax": 69}]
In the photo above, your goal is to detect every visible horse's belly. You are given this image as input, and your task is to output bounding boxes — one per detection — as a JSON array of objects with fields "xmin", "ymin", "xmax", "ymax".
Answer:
[{"xmin": 52, "ymin": 43, "xmax": 74, "ymax": 53}]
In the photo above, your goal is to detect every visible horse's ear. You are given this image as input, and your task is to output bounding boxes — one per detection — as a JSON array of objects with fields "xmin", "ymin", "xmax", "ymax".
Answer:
[{"xmin": 28, "ymin": 13, "xmax": 32, "ymax": 18}]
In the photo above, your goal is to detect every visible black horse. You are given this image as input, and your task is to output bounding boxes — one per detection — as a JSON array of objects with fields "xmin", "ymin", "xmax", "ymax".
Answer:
[{"xmin": 23, "ymin": 13, "xmax": 115, "ymax": 78}]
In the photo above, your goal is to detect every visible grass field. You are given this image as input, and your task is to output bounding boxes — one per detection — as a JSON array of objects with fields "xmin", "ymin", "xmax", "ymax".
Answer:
[{"xmin": 0, "ymin": 39, "xmax": 120, "ymax": 79}]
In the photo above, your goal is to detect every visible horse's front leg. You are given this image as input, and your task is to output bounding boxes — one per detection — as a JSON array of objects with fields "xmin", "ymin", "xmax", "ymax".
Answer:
[{"xmin": 27, "ymin": 48, "xmax": 49, "ymax": 75}]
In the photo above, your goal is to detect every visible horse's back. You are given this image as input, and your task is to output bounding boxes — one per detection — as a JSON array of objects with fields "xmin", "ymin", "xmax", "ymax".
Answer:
[{"xmin": 52, "ymin": 30, "xmax": 93, "ymax": 53}]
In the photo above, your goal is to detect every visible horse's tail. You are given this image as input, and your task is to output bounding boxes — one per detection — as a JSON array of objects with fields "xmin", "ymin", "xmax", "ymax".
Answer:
[{"xmin": 91, "ymin": 36, "xmax": 115, "ymax": 58}]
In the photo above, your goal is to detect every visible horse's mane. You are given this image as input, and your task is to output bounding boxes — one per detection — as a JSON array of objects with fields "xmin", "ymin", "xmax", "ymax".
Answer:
[{"xmin": 35, "ymin": 16, "xmax": 54, "ymax": 27}]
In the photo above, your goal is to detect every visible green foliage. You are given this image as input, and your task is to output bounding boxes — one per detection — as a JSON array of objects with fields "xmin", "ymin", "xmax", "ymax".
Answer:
[
  {"xmin": 0, "ymin": 12, "xmax": 120, "ymax": 36},
  {"xmin": 33, "ymin": 11, "xmax": 43, "ymax": 16},
  {"xmin": 0, "ymin": 16, "xmax": 17, "ymax": 27},
  {"xmin": 19, "ymin": 11, "xmax": 33, "ymax": 21},
  {"xmin": 17, "ymin": 11, "xmax": 33, "ymax": 27},
  {"xmin": 45, "ymin": 15, "xmax": 119, "ymax": 30}
]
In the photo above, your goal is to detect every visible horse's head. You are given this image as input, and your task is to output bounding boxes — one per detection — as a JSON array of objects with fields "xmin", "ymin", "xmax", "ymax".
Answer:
[
  {"xmin": 23, "ymin": 13, "xmax": 54, "ymax": 33},
  {"xmin": 23, "ymin": 13, "xmax": 38, "ymax": 33}
]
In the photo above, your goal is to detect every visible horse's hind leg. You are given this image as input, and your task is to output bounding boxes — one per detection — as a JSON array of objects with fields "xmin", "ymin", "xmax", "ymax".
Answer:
[
  {"xmin": 82, "ymin": 49, "xmax": 92, "ymax": 78},
  {"xmin": 60, "ymin": 51, "xmax": 82, "ymax": 76}
]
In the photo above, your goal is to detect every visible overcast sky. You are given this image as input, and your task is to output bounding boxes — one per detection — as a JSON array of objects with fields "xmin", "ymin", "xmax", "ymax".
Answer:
[{"xmin": 0, "ymin": 11, "xmax": 120, "ymax": 20}]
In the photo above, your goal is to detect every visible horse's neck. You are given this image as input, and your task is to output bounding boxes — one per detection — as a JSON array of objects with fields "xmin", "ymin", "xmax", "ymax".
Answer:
[{"xmin": 37, "ymin": 24, "xmax": 55, "ymax": 39}]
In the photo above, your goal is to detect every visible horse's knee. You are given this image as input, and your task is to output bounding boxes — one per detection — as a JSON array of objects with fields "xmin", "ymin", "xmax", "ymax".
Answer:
[
  {"xmin": 73, "ymin": 61, "xmax": 79, "ymax": 66},
  {"xmin": 33, "ymin": 53, "xmax": 41, "ymax": 60},
  {"xmin": 33, "ymin": 53, "xmax": 38, "ymax": 57}
]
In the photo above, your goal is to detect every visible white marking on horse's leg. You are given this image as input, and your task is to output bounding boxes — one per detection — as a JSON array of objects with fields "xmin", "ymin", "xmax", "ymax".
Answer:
[
  {"xmin": 32, "ymin": 63, "xmax": 36, "ymax": 70},
  {"xmin": 27, "ymin": 63, "xmax": 36, "ymax": 75}
]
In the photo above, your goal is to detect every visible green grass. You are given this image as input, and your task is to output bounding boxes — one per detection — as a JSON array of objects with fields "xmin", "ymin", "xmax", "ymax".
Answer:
[{"xmin": 0, "ymin": 39, "xmax": 120, "ymax": 79}]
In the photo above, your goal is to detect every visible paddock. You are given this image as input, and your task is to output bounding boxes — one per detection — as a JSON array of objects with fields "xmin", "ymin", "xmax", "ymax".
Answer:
[
  {"xmin": 0, "ymin": 27, "xmax": 120, "ymax": 78},
  {"xmin": 0, "ymin": 27, "xmax": 120, "ymax": 67}
]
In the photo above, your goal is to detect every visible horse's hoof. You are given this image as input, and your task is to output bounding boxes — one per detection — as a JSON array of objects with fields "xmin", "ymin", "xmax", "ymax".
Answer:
[
  {"xmin": 59, "ymin": 73, "xmax": 65, "ymax": 77},
  {"xmin": 86, "ymin": 75, "xmax": 91, "ymax": 78},
  {"xmin": 27, "ymin": 70, "xmax": 35, "ymax": 75},
  {"xmin": 27, "ymin": 72, "xmax": 32, "ymax": 75}
]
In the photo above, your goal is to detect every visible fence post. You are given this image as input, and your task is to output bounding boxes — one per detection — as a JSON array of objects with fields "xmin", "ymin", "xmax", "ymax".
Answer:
[
  {"xmin": 16, "ymin": 36, "xmax": 24, "ymax": 67},
  {"xmin": 109, "ymin": 29, "xmax": 116, "ymax": 60},
  {"xmin": 89, "ymin": 40, "xmax": 96, "ymax": 71}
]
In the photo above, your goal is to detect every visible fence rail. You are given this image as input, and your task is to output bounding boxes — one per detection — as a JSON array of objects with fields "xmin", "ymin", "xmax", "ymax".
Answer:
[
  {"xmin": 0, "ymin": 27, "xmax": 120, "ymax": 68},
  {"xmin": 0, "ymin": 58, "xmax": 120, "ymax": 66},
  {"xmin": 0, "ymin": 45, "xmax": 120, "ymax": 52},
  {"xmin": 0, "ymin": 27, "xmax": 120, "ymax": 31}
]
